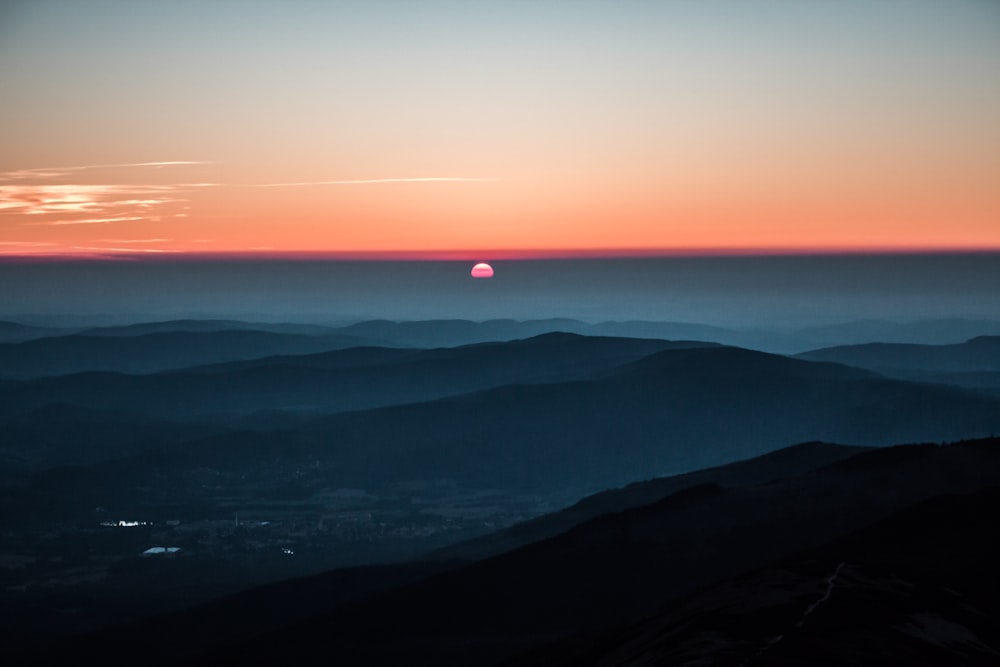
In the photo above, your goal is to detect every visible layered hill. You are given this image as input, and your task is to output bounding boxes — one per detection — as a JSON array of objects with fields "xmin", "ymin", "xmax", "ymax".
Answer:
[
  {"xmin": 78, "ymin": 319, "xmax": 344, "ymax": 337},
  {"xmin": 0, "ymin": 333, "xmax": 709, "ymax": 420},
  {"xmin": 127, "ymin": 345, "xmax": 1000, "ymax": 497},
  {"xmin": 5, "ymin": 324, "xmax": 1000, "ymax": 666},
  {"xmin": 0, "ymin": 320, "xmax": 70, "ymax": 344},
  {"xmin": 0, "ymin": 330, "xmax": 378, "ymax": 378},
  {"xmin": 797, "ymin": 336, "xmax": 1000, "ymax": 390},
  {"xmin": 430, "ymin": 441, "xmax": 867, "ymax": 562}
]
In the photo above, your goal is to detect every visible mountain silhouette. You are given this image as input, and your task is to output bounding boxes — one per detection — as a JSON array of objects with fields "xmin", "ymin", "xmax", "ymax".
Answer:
[
  {"xmin": 0, "ymin": 330, "xmax": 378, "ymax": 378},
  {"xmin": 0, "ymin": 320, "xmax": 70, "ymax": 343},
  {"xmin": 430, "ymin": 440, "xmax": 866, "ymax": 562},
  {"xmin": 798, "ymin": 335, "xmax": 1000, "ymax": 374},
  {"xmin": 511, "ymin": 486, "xmax": 1000, "ymax": 666},
  {"xmin": 82, "ymin": 344, "xmax": 1000, "ymax": 504},
  {"xmin": 0, "ymin": 333, "xmax": 710, "ymax": 419},
  {"xmin": 79, "ymin": 318, "xmax": 345, "ymax": 337}
]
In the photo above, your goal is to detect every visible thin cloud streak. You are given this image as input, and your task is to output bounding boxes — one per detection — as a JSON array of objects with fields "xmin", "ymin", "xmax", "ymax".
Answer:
[
  {"xmin": 30, "ymin": 216, "xmax": 148, "ymax": 226},
  {"xmin": 0, "ymin": 163, "xmax": 207, "ymax": 253},
  {"xmin": 96, "ymin": 238, "xmax": 172, "ymax": 243},
  {"xmin": 254, "ymin": 177, "xmax": 498, "ymax": 187},
  {"xmin": 1, "ymin": 164, "xmax": 499, "ymax": 255},
  {"xmin": 0, "ymin": 184, "xmax": 183, "ymax": 219},
  {"xmin": 0, "ymin": 161, "xmax": 212, "ymax": 181},
  {"xmin": 71, "ymin": 245, "xmax": 174, "ymax": 253}
]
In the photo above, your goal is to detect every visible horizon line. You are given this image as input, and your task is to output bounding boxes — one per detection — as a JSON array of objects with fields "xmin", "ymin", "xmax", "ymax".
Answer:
[{"xmin": 2, "ymin": 245, "xmax": 1000, "ymax": 263}]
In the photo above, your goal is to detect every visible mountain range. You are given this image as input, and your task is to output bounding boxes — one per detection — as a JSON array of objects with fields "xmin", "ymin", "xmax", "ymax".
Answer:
[
  {"xmin": 5, "ymin": 315, "xmax": 1000, "ymax": 353},
  {"xmin": 36, "ymin": 342, "xmax": 1000, "ymax": 508},
  {"xmin": 2, "ymin": 315, "xmax": 999, "ymax": 665},
  {"xmin": 798, "ymin": 335, "xmax": 1000, "ymax": 392}
]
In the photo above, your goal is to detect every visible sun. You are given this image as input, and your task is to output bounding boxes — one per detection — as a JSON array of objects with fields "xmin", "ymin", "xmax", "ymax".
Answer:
[{"xmin": 470, "ymin": 262, "xmax": 494, "ymax": 279}]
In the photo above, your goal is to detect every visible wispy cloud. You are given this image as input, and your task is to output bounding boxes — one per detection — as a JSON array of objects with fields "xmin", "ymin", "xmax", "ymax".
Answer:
[
  {"xmin": 27, "ymin": 216, "xmax": 149, "ymax": 226},
  {"xmin": 70, "ymin": 245, "xmax": 174, "ymax": 253},
  {"xmin": 0, "ymin": 161, "xmax": 212, "ymax": 232},
  {"xmin": 0, "ymin": 184, "xmax": 181, "ymax": 220},
  {"xmin": 95, "ymin": 238, "xmax": 172, "ymax": 243},
  {"xmin": 1, "ymin": 162, "xmax": 498, "ymax": 253},
  {"xmin": 0, "ymin": 161, "xmax": 212, "ymax": 181},
  {"xmin": 254, "ymin": 177, "xmax": 497, "ymax": 187}
]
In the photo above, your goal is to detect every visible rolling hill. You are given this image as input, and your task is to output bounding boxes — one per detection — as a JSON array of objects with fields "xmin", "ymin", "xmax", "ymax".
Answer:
[
  {"xmin": 75, "ymin": 345, "xmax": 1000, "ymax": 505},
  {"xmin": 798, "ymin": 335, "xmax": 1000, "ymax": 374},
  {"xmin": 797, "ymin": 336, "xmax": 1000, "ymax": 391},
  {"xmin": 0, "ymin": 329, "xmax": 379, "ymax": 378},
  {"xmin": 0, "ymin": 333, "xmax": 712, "ymax": 420}
]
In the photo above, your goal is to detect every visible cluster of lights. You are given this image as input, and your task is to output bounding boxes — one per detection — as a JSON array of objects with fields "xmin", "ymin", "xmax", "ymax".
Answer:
[{"xmin": 100, "ymin": 520, "xmax": 150, "ymax": 527}]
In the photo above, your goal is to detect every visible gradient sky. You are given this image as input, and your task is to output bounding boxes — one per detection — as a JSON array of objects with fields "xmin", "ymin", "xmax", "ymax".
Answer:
[{"xmin": 1, "ymin": 0, "xmax": 998, "ymax": 258}]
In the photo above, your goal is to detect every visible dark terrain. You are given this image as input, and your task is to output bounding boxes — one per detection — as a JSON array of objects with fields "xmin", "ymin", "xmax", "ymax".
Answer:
[
  {"xmin": 32, "ymin": 438, "xmax": 1000, "ymax": 666},
  {"xmin": 1, "ymin": 316, "xmax": 998, "ymax": 665}
]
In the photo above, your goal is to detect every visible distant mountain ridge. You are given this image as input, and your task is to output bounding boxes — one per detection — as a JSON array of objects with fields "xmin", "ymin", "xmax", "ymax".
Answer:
[
  {"xmin": 91, "ymin": 344, "xmax": 1000, "ymax": 501},
  {"xmin": 0, "ymin": 330, "xmax": 379, "ymax": 378},
  {"xmin": 0, "ymin": 333, "xmax": 712, "ymax": 419},
  {"xmin": 4, "ymin": 315, "xmax": 999, "ymax": 352},
  {"xmin": 798, "ymin": 335, "xmax": 1000, "ymax": 373},
  {"xmin": 80, "ymin": 319, "xmax": 344, "ymax": 337},
  {"xmin": 792, "ymin": 317, "xmax": 1000, "ymax": 346},
  {"xmin": 0, "ymin": 320, "xmax": 70, "ymax": 344},
  {"xmin": 797, "ymin": 336, "xmax": 1000, "ymax": 392}
]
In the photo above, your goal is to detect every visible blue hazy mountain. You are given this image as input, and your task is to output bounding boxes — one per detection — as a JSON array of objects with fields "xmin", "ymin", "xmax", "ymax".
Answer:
[
  {"xmin": 797, "ymin": 336, "xmax": 1000, "ymax": 391},
  {"xmin": 79, "ymin": 319, "xmax": 346, "ymax": 337},
  {"xmin": 0, "ymin": 334, "xmax": 712, "ymax": 420},
  {"xmin": 0, "ymin": 403, "xmax": 224, "ymax": 471},
  {"xmin": 4, "ymin": 314, "xmax": 1000, "ymax": 363},
  {"xmin": 798, "ymin": 335, "xmax": 1000, "ymax": 372},
  {"xmin": 0, "ymin": 330, "xmax": 379, "ymax": 378},
  {"xmin": 792, "ymin": 318, "xmax": 1000, "ymax": 347},
  {"xmin": 0, "ymin": 320, "xmax": 71, "ymax": 344},
  {"xmin": 64, "ymin": 346, "xmax": 1000, "ymax": 502}
]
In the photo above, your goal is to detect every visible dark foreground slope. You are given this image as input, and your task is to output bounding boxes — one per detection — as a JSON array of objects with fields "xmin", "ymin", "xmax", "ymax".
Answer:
[
  {"xmin": 513, "ymin": 487, "xmax": 1000, "ymax": 666},
  {"xmin": 431, "ymin": 441, "xmax": 866, "ymax": 562},
  {"xmin": 40, "ymin": 438, "xmax": 1000, "ymax": 667}
]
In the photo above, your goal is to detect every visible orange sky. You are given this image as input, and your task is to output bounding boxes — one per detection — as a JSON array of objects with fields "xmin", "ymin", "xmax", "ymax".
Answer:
[{"xmin": 1, "ymin": 1, "xmax": 998, "ymax": 259}]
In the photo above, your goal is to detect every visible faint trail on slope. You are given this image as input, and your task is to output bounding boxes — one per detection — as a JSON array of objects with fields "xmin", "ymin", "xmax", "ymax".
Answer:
[
  {"xmin": 796, "ymin": 561, "xmax": 846, "ymax": 627},
  {"xmin": 741, "ymin": 561, "xmax": 847, "ymax": 666}
]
